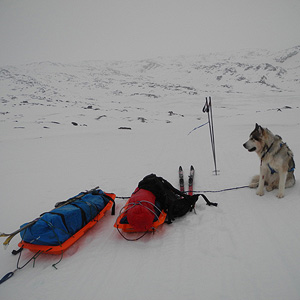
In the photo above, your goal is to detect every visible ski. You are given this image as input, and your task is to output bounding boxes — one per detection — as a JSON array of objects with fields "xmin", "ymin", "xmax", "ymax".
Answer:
[
  {"xmin": 0, "ymin": 186, "xmax": 99, "ymax": 247},
  {"xmin": 179, "ymin": 166, "xmax": 184, "ymax": 192},
  {"xmin": 188, "ymin": 165, "xmax": 194, "ymax": 196}
]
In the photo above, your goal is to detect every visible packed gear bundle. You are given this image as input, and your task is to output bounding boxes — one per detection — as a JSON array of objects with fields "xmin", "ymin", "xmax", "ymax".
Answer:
[
  {"xmin": 1, "ymin": 171, "xmax": 218, "ymax": 283},
  {"xmin": 19, "ymin": 188, "xmax": 115, "ymax": 253},
  {"xmin": 114, "ymin": 172, "xmax": 218, "ymax": 239},
  {"xmin": 0, "ymin": 187, "xmax": 115, "ymax": 284}
]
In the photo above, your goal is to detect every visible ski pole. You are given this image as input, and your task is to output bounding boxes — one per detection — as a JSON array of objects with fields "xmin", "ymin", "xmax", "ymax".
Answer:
[{"xmin": 203, "ymin": 96, "xmax": 219, "ymax": 175}]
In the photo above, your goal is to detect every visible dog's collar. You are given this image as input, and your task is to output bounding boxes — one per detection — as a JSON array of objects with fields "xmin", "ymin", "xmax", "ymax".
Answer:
[
  {"xmin": 261, "ymin": 142, "xmax": 285, "ymax": 160},
  {"xmin": 261, "ymin": 142, "xmax": 274, "ymax": 160}
]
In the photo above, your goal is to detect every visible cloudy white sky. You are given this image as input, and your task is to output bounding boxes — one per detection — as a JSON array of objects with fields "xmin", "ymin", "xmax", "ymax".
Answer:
[{"xmin": 0, "ymin": 0, "xmax": 299, "ymax": 65}]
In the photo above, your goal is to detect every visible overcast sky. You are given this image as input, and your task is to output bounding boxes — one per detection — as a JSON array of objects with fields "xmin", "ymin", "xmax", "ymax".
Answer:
[{"xmin": 0, "ymin": 0, "xmax": 299, "ymax": 65}]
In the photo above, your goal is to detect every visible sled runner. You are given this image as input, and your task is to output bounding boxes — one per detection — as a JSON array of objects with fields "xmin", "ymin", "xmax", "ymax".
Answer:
[{"xmin": 18, "ymin": 189, "xmax": 115, "ymax": 254}]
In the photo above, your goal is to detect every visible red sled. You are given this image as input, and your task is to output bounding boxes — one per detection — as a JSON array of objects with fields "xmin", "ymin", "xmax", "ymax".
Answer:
[{"xmin": 114, "ymin": 188, "xmax": 167, "ymax": 233}]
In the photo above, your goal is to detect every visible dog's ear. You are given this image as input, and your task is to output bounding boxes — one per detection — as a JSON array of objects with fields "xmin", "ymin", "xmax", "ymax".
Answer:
[{"xmin": 255, "ymin": 123, "xmax": 263, "ymax": 133}]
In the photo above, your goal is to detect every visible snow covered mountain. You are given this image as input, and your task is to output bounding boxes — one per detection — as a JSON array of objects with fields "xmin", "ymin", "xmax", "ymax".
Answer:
[
  {"xmin": 1, "ymin": 46, "xmax": 299, "ymax": 102},
  {"xmin": 1, "ymin": 46, "xmax": 299, "ymax": 138}
]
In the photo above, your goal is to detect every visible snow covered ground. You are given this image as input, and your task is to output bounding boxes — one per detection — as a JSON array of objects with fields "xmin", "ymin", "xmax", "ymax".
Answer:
[{"xmin": 1, "ymin": 46, "xmax": 300, "ymax": 300}]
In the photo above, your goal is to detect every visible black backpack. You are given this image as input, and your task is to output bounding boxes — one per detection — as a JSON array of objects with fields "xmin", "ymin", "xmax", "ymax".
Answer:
[{"xmin": 138, "ymin": 174, "xmax": 217, "ymax": 224}]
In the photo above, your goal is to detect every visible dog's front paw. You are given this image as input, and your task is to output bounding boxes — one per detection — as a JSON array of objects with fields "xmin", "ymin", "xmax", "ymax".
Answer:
[
  {"xmin": 249, "ymin": 175, "xmax": 259, "ymax": 188},
  {"xmin": 266, "ymin": 185, "xmax": 274, "ymax": 192},
  {"xmin": 249, "ymin": 182, "xmax": 258, "ymax": 189},
  {"xmin": 256, "ymin": 188, "xmax": 264, "ymax": 196},
  {"xmin": 277, "ymin": 192, "xmax": 284, "ymax": 198}
]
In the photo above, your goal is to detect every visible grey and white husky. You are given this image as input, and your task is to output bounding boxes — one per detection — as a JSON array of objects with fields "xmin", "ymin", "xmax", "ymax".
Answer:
[{"xmin": 243, "ymin": 123, "xmax": 295, "ymax": 198}]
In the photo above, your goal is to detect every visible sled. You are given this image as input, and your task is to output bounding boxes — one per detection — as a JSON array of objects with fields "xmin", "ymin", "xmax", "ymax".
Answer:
[
  {"xmin": 114, "ymin": 198, "xmax": 167, "ymax": 233},
  {"xmin": 18, "ymin": 192, "xmax": 115, "ymax": 255}
]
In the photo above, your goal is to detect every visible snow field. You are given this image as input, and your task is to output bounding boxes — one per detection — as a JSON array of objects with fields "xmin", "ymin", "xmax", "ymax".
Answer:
[{"xmin": 1, "ymin": 50, "xmax": 300, "ymax": 299}]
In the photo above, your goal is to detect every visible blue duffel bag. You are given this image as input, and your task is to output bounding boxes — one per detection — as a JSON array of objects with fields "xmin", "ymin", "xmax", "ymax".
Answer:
[{"xmin": 20, "ymin": 189, "xmax": 111, "ymax": 246}]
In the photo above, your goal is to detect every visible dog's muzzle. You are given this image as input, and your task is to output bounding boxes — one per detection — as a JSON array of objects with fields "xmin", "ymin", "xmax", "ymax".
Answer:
[{"xmin": 243, "ymin": 143, "xmax": 256, "ymax": 152}]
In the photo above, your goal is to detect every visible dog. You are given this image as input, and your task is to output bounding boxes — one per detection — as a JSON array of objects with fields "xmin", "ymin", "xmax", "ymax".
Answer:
[{"xmin": 243, "ymin": 123, "xmax": 295, "ymax": 198}]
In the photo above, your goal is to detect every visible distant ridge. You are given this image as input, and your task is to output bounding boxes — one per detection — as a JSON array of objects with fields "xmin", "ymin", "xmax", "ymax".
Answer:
[{"xmin": 1, "ymin": 46, "xmax": 299, "ymax": 107}]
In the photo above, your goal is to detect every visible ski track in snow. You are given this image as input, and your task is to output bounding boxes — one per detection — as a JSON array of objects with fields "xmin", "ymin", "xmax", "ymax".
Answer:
[{"xmin": 1, "ymin": 47, "xmax": 300, "ymax": 300}]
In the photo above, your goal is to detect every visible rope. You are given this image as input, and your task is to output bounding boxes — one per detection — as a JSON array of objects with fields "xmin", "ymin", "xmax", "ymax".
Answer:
[
  {"xmin": 188, "ymin": 121, "xmax": 209, "ymax": 135},
  {"xmin": 191, "ymin": 185, "xmax": 249, "ymax": 193},
  {"xmin": 120, "ymin": 200, "xmax": 162, "ymax": 221},
  {"xmin": 17, "ymin": 248, "xmax": 42, "ymax": 270},
  {"xmin": 116, "ymin": 227, "xmax": 151, "ymax": 241},
  {"xmin": 115, "ymin": 185, "xmax": 249, "ymax": 199},
  {"xmin": 0, "ymin": 270, "xmax": 15, "ymax": 284},
  {"xmin": 52, "ymin": 251, "xmax": 64, "ymax": 269},
  {"xmin": 39, "ymin": 219, "xmax": 66, "ymax": 269},
  {"xmin": 116, "ymin": 200, "xmax": 161, "ymax": 241},
  {"xmin": 0, "ymin": 246, "xmax": 43, "ymax": 284}
]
